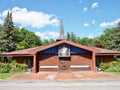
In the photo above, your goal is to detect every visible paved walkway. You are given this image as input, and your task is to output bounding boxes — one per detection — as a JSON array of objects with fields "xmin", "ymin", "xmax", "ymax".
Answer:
[{"xmin": 10, "ymin": 71, "xmax": 120, "ymax": 80}]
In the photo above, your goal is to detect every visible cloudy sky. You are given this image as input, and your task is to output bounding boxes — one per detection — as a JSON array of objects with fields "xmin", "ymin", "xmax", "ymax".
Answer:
[{"xmin": 0, "ymin": 0, "xmax": 120, "ymax": 40}]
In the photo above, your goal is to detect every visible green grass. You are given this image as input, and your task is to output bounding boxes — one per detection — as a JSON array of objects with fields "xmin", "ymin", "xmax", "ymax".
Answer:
[
  {"xmin": 110, "ymin": 72, "xmax": 120, "ymax": 76},
  {"xmin": 0, "ymin": 72, "xmax": 21, "ymax": 80}
]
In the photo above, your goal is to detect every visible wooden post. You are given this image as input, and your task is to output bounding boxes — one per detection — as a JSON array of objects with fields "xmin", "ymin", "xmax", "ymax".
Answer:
[
  {"xmin": 92, "ymin": 52, "xmax": 97, "ymax": 72},
  {"xmin": 33, "ymin": 54, "xmax": 37, "ymax": 73}
]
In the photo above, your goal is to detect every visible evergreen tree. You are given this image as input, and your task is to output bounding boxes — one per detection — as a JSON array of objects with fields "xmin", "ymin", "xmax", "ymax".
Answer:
[
  {"xmin": 117, "ymin": 21, "xmax": 120, "ymax": 28},
  {"xmin": 0, "ymin": 12, "xmax": 16, "ymax": 52}
]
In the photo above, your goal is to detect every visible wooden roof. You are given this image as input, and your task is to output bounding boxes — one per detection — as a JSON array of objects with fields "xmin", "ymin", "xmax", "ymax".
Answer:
[
  {"xmin": 92, "ymin": 47, "xmax": 120, "ymax": 55},
  {"xmin": 0, "ymin": 40, "xmax": 120, "ymax": 57}
]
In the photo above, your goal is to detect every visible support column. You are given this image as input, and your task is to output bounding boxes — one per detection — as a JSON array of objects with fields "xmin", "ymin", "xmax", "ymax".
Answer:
[
  {"xmin": 92, "ymin": 52, "xmax": 97, "ymax": 72},
  {"xmin": 33, "ymin": 54, "xmax": 37, "ymax": 73}
]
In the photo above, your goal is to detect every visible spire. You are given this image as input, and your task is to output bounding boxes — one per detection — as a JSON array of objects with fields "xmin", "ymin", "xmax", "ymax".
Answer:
[{"xmin": 57, "ymin": 19, "xmax": 65, "ymax": 41}]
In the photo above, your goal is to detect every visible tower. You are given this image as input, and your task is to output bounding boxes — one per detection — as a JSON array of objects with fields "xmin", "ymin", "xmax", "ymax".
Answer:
[{"xmin": 57, "ymin": 19, "xmax": 65, "ymax": 41}]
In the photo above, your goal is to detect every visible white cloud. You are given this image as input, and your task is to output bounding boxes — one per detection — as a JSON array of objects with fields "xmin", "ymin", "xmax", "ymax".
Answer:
[
  {"xmin": 83, "ymin": 7, "xmax": 88, "ymax": 12},
  {"xmin": 92, "ymin": 20, "xmax": 95, "ymax": 24},
  {"xmin": 1, "ymin": 7, "xmax": 59, "ymax": 28},
  {"xmin": 100, "ymin": 18, "xmax": 120, "ymax": 28},
  {"xmin": 92, "ymin": 2, "xmax": 99, "ymax": 9},
  {"xmin": 88, "ymin": 33, "xmax": 94, "ymax": 38},
  {"xmin": 35, "ymin": 31, "xmax": 59, "ymax": 39},
  {"xmin": 0, "ymin": 19, "xmax": 3, "ymax": 24},
  {"xmin": 83, "ymin": 22, "xmax": 89, "ymax": 27}
]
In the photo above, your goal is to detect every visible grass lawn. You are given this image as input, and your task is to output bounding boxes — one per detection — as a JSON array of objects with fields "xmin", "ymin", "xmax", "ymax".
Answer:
[
  {"xmin": 0, "ymin": 72, "xmax": 21, "ymax": 80},
  {"xmin": 111, "ymin": 72, "xmax": 120, "ymax": 76}
]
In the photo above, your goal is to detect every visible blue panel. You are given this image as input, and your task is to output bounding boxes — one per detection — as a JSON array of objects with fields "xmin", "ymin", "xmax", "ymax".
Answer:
[
  {"xmin": 38, "ymin": 46, "xmax": 58, "ymax": 54},
  {"xmin": 38, "ymin": 45, "xmax": 91, "ymax": 55},
  {"xmin": 70, "ymin": 46, "xmax": 90, "ymax": 54}
]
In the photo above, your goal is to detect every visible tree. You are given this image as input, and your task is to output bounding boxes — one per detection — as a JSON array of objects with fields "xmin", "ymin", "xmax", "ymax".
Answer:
[
  {"xmin": 93, "ymin": 22, "xmax": 120, "ymax": 50},
  {"xmin": 94, "ymin": 28, "xmax": 115, "ymax": 49},
  {"xmin": 66, "ymin": 32, "xmax": 71, "ymax": 41},
  {"xmin": 0, "ymin": 25, "xmax": 2, "ymax": 32},
  {"xmin": 80, "ymin": 37, "xmax": 94, "ymax": 46},
  {"xmin": 14, "ymin": 27, "xmax": 42, "ymax": 49},
  {"xmin": 75, "ymin": 37, "xmax": 81, "ymax": 44},
  {"xmin": 94, "ymin": 38, "xmax": 105, "ymax": 48},
  {"xmin": 0, "ymin": 12, "xmax": 16, "ymax": 52},
  {"xmin": 117, "ymin": 21, "xmax": 120, "ymax": 28},
  {"xmin": 66, "ymin": 32, "xmax": 76, "ymax": 42},
  {"xmin": 110, "ymin": 23, "xmax": 120, "ymax": 51},
  {"xmin": 16, "ymin": 40, "xmax": 30, "ymax": 50},
  {"xmin": 49, "ymin": 39, "xmax": 55, "ymax": 44},
  {"xmin": 42, "ymin": 39, "xmax": 49, "ymax": 45}
]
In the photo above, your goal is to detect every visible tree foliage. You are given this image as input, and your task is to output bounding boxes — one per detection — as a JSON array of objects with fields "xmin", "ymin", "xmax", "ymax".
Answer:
[
  {"xmin": 42, "ymin": 39, "xmax": 50, "ymax": 45},
  {"xmin": 14, "ymin": 27, "xmax": 42, "ymax": 50},
  {"xmin": 0, "ymin": 12, "xmax": 16, "ymax": 52},
  {"xmin": 94, "ymin": 23, "xmax": 120, "ymax": 50},
  {"xmin": 66, "ymin": 32, "xmax": 94, "ymax": 46},
  {"xmin": 0, "ymin": 12, "xmax": 119, "ymax": 52},
  {"xmin": 80, "ymin": 37, "xmax": 94, "ymax": 46},
  {"xmin": 66, "ymin": 32, "xmax": 76, "ymax": 42},
  {"xmin": 109, "ymin": 25, "xmax": 120, "ymax": 50}
]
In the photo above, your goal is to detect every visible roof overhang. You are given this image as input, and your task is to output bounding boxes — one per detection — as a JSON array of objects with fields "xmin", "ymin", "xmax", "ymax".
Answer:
[
  {"xmin": 0, "ymin": 54, "xmax": 33, "ymax": 57},
  {"xmin": 95, "ymin": 53, "xmax": 120, "ymax": 56}
]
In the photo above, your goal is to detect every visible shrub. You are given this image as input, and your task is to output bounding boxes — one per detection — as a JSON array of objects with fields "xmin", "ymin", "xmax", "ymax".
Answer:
[
  {"xmin": 100, "ymin": 61, "xmax": 120, "ymax": 72},
  {"xmin": 10, "ymin": 67, "xmax": 22, "ymax": 73},
  {"xmin": 7, "ymin": 57, "xmax": 14, "ymax": 63},
  {"xmin": 105, "ymin": 65, "xmax": 120, "ymax": 72},
  {"xmin": 16, "ymin": 63, "xmax": 28, "ymax": 72},
  {"xmin": 0, "ymin": 63, "xmax": 11, "ymax": 73},
  {"xmin": 109, "ymin": 61, "xmax": 120, "ymax": 67},
  {"xmin": 9, "ymin": 60, "xmax": 18, "ymax": 69},
  {"xmin": 0, "ymin": 68, "xmax": 6, "ymax": 73},
  {"xmin": 0, "ymin": 62, "xmax": 3, "ymax": 67},
  {"xmin": 100, "ymin": 62, "xmax": 110, "ymax": 71},
  {"xmin": 0, "ymin": 60, "xmax": 28, "ymax": 73}
]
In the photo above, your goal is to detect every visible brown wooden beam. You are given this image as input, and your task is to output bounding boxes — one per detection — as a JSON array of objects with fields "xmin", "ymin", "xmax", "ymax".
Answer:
[
  {"xmin": 32, "ymin": 54, "xmax": 37, "ymax": 73},
  {"xmin": 92, "ymin": 52, "xmax": 97, "ymax": 72}
]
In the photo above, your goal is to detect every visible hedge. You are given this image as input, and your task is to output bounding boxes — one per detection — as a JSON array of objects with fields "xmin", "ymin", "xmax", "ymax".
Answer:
[
  {"xmin": 100, "ymin": 61, "xmax": 120, "ymax": 72},
  {"xmin": 0, "ymin": 60, "xmax": 28, "ymax": 73}
]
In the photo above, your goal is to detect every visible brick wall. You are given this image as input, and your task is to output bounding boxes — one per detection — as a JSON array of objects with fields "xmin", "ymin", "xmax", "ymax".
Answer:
[
  {"xmin": 39, "ymin": 54, "xmax": 59, "ymax": 71},
  {"xmin": 104, "ymin": 55, "xmax": 114, "ymax": 62},
  {"xmin": 71, "ymin": 54, "xmax": 92, "ymax": 65},
  {"xmin": 39, "ymin": 54, "xmax": 59, "ymax": 66},
  {"xmin": 38, "ymin": 54, "xmax": 92, "ymax": 71},
  {"xmin": 13, "ymin": 57, "xmax": 23, "ymax": 63},
  {"xmin": 70, "ymin": 54, "xmax": 92, "ymax": 71}
]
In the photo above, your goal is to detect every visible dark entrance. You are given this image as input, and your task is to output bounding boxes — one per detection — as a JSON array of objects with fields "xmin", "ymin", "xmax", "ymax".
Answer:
[{"xmin": 59, "ymin": 57, "xmax": 71, "ymax": 72}]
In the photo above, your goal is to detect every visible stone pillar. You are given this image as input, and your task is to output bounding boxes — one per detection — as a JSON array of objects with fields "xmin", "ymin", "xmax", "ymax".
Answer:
[
  {"xmin": 33, "ymin": 54, "xmax": 37, "ymax": 73},
  {"xmin": 92, "ymin": 52, "xmax": 97, "ymax": 72}
]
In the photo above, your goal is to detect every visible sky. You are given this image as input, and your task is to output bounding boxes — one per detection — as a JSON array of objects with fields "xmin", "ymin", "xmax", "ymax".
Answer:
[{"xmin": 0, "ymin": 0, "xmax": 120, "ymax": 40}]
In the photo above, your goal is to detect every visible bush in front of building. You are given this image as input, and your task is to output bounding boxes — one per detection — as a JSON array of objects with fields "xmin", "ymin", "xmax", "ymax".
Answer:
[
  {"xmin": 100, "ymin": 61, "xmax": 120, "ymax": 72},
  {"xmin": 109, "ymin": 61, "xmax": 120, "ymax": 67},
  {"xmin": 100, "ymin": 62, "xmax": 110, "ymax": 71},
  {"xmin": 16, "ymin": 63, "xmax": 28, "ymax": 72},
  {"xmin": 0, "ymin": 60, "xmax": 28, "ymax": 73},
  {"xmin": 0, "ymin": 62, "xmax": 11, "ymax": 73},
  {"xmin": 105, "ymin": 65, "xmax": 120, "ymax": 72}
]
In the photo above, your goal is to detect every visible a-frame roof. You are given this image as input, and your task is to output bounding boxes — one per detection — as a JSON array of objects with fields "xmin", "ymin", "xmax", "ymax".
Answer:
[
  {"xmin": 0, "ymin": 40, "xmax": 120, "ymax": 57},
  {"xmin": 30, "ymin": 39, "xmax": 98, "ymax": 54}
]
